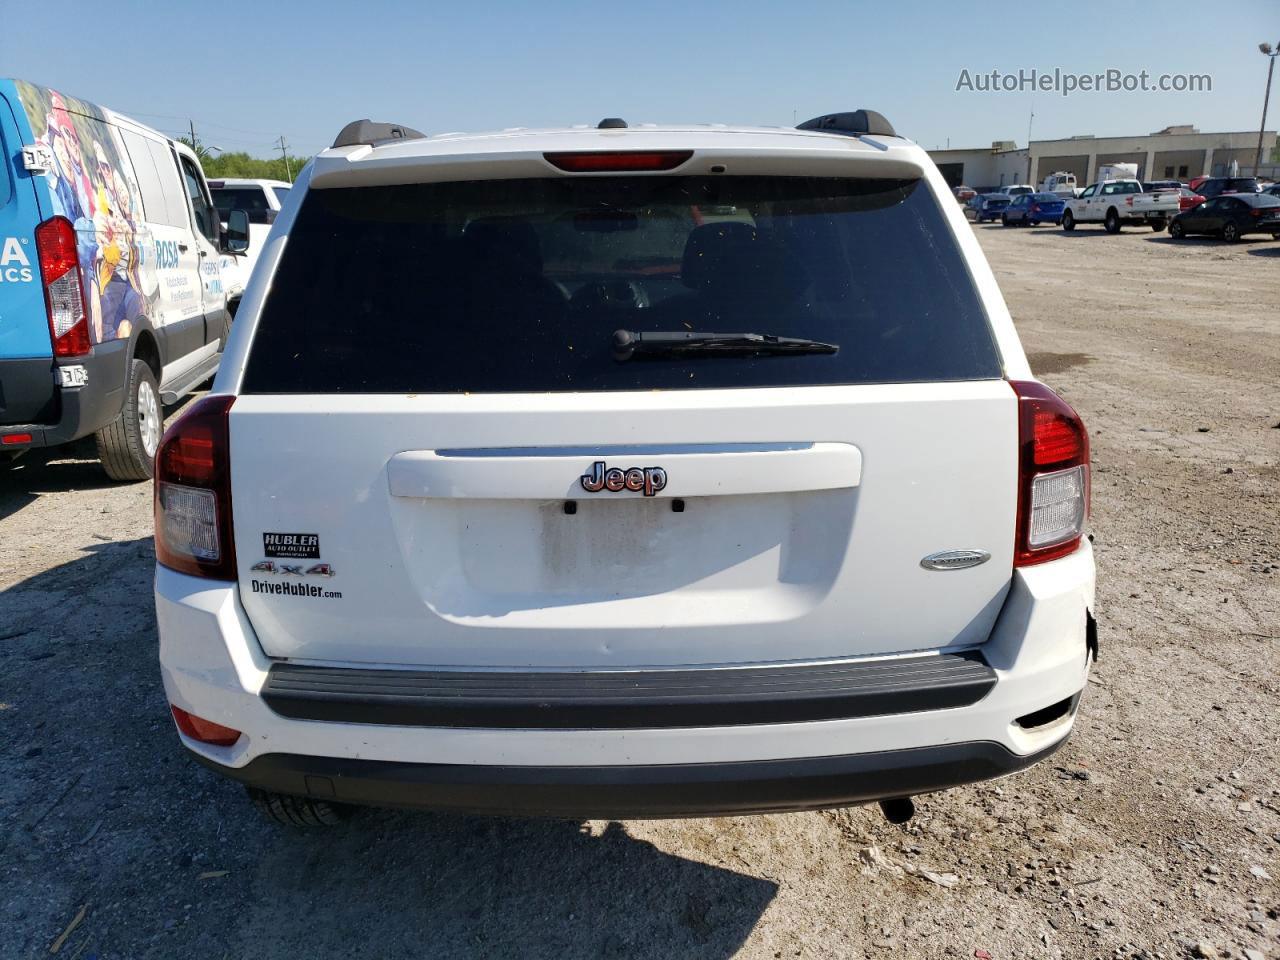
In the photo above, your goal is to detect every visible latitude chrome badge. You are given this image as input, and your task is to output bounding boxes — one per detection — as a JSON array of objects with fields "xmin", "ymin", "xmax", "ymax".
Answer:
[{"xmin": 920, "ymin": 550, "xmax": 991, "ymax": 571}]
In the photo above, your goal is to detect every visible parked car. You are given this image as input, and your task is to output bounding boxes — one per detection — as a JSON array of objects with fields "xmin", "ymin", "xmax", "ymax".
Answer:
[
  {"xmin": 953, "ymin": 185, "xmax": 976, "ymax": 203},
  {"xmin": 1190, "ymin": 177, "xmax": 1261, "ymax": 200},
  {"xmin": 996, "ymin": 184, "xmax": 1035, "ymax": 197},
  {"xmin": 209, "ymin": 178, "xmax": 291, "ymax": 278},
  {"xmin": 1168, "ymin": 193, "xmax": 1280, "ymax": 241},
  {"xmin": 1062, "ymin": 180, "xmax": 1180, "ymax": 233},
  {"xmin": 968, "ymin": 193, "xmax": 1012, "ymax": 223},
  {"xmin": 1142, "ymin": 180, "xmax": 1183, "ymax": 193},
  {"xmin": 1177, "ymin": 187, "xmax": 1206, "ymax": 211},
  {"xmin": 154, "ymin": 111, "xmax": 1096, "ymax": 826},
  {"xmin": 0, "ymin": 78, "xmax": 251, "ymax": 479},
  {"xmin": 1002, "ymin": 192, "xmax": 1066, "ymax": 226}
]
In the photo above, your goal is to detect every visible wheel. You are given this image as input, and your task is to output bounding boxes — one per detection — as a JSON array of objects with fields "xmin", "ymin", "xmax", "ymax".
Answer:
[
  {"xmin": 247, "ymin": 787, "xmax": 350, "ymax": 827},
  {"xmin": 1151, "ymin": 220, "xmax": 1166, "ymax": 232},
  {"xmin": 1062, "ymin": 210, "xmax": 1075, "ymax": 232},
  {"xmin": 94, "ymin": 358, "xmax": 161, "ymax": 481},
  {"xmin": 1222, "ymin": 222, "xmax": 1240, "ymax": 243},
  {"xmin": 1001, "ymin": 214, "xmax": 1010, "ymax": 227},
  {"xmin": 1169, "ymin": 221, "xmax": 1185, "ymax": 239},
  {"xmin": 1029, "ymin": 220, "xmax": 1039, "ymax": 226},
  {"xmin": 1104, "ymin": 209, "xmax": 1121, "ymax": 233}
]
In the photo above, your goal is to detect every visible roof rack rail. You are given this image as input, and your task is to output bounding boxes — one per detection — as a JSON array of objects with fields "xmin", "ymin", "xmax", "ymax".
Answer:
[
  {"xmin": 331, "ymin": 119, "xmax": 427, "ymax": 149},
  {"xmin": 797, "ymin": 110, "xmax": 896, "ymax": 138}
]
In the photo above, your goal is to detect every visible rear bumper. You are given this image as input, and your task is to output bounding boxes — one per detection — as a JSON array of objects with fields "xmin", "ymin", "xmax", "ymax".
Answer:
[
  {"xmin": 156, "ymin": 542, "xmax": 1095, "ymax": 817},
  {"xmin": 0, "ymin": 341, "xmax": 128, "ymax": 448},
  {"xmin": 192, "ymin": 737, "xmax": 1068, "ymax": 818}
]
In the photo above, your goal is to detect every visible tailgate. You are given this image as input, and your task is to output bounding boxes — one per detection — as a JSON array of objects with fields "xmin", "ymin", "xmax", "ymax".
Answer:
[{"xmin": 231, "ymin": 384, "xmax": 1017, "ymax": 667}]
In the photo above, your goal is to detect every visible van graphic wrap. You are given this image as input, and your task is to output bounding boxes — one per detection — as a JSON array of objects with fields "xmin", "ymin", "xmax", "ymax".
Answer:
[{"xmin": 15, "ymin": 81, "xmax": 155, "ymax": 345}]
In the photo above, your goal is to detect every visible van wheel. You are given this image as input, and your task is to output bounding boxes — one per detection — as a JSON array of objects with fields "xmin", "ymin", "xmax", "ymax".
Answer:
[
  {"xmin": 247, "ymin": 787, "xmax": 350, "ymax": 827},
  {"xmin": 1104, "ymin": 209, "xmax": 1121, "ymax": 233},
  {"xmin": 94, "ymin": 359, "xmax": 161, "ymax": 481},
  {"xmin": 1062, "ymin": 210, "xmax": 1075, "ymax": 231},
  {"xmin": 1222, "ymin": 222, "xmax": 1240, "ymax": 243}
]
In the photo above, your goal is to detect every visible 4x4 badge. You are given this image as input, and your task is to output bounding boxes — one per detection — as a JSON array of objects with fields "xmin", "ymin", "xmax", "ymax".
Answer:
[
  {"xmin": 250, "ymin": 561, "xmax": 336, "ymax": 577},
  {"xmin": 580, "ymin": 461, "xmax": 667, "ymax": 497}
]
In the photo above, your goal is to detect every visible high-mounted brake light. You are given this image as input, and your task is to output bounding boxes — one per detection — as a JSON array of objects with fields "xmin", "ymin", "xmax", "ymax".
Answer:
[
  {"xmin": 544, "ymin": 151, "xmax": 693, "ymax": 173},
  {"xmin": 154, "ymin": 395, "xmax": 237, "ymax": 580},
  {"xmin": 170, "ymin": 705, "xmax": 242, "ymax": 747},
  {"xmin": 35, "ymin": 217, "xmax": 90, "ymax": 357},
  {"xmin": 1011, "ymin": 380, "xmax": 1090, "ymax": 566}
]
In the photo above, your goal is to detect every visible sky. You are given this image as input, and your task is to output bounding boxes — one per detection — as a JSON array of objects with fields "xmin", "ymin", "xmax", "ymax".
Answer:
[{"xmin": 3, "ymin": 0, "xmax": 1277, "ymax": 160}]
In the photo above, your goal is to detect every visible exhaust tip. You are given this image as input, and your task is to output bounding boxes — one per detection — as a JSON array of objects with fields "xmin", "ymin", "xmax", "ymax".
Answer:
[{"xmin": 879, "ymin": 796, "xmax": 915, "ymax": 824}]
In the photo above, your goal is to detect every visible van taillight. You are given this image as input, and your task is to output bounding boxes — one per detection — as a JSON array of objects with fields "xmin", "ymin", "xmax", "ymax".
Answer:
[
  {"xmin": 35, "ymin": 217, "xmax": 90, "ymax": 357},
  {"xmin": 1011, "ymin": 380, "xmax": 1090, "ymax": 566},
  {"xmin": 154, "ymin": 395, "xmax": 237, "ymax": 580}
]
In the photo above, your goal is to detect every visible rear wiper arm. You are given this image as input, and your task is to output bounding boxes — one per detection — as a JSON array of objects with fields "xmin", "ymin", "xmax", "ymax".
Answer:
[{"xmin": 613, "ymin": 329, "xmax": 838, "ymax": 361}]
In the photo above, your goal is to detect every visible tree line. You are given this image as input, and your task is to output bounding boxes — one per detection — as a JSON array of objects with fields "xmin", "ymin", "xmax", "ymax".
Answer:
[{"xmin": 178, "ymin": 137, "xmax": 308, "ymax": 182}]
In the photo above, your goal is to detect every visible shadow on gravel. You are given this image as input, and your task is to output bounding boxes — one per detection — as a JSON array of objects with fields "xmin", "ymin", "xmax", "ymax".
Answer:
[
  {"xmin": 1, "ymin": 539, "xmax": 777, "ymax": 959},
  {"xmin": 1246, "ymin": 244, "xmax": 1280, "ymax": 256}
]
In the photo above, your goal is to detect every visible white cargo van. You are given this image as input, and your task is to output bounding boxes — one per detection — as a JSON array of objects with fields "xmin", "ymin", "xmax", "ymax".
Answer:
[{"xmin": 154, "ymin": 111, "xmax": 1096, "ymax": 826}]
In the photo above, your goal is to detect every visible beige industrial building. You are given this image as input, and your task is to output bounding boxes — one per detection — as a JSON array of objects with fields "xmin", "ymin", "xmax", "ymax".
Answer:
[{"xmin": 929, "ymin": 125, "xmax": 1277, "ymax": 190}]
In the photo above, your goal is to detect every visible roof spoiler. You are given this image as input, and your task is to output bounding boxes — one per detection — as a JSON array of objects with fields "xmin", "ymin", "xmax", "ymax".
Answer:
[
  {"xmin": 331, "ymin": 119, "xmax": 427, "ymax": 149},
  {"xmin": 797, "ymin": 110, "xmax": 896, "ymax": 138}
]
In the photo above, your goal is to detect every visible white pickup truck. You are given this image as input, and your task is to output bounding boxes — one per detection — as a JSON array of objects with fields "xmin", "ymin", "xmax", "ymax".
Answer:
[{"xmin": 1062, "ymin": 179, "xmax": 1180, "ymax": 233}]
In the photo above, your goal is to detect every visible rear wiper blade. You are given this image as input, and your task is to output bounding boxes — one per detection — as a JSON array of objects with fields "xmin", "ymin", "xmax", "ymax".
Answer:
[{"xmin": 613, "ymin": 329, "xmax": 838, "ymax": 361}]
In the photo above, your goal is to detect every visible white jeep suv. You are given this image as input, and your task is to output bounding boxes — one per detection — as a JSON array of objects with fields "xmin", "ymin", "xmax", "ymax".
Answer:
[{"xmin": 154, "ymin": 111, "xmax": 1096, "ymax": 826}]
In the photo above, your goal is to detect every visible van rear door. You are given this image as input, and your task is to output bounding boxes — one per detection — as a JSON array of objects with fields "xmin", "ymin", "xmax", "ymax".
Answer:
[
  {"xmin": 228, "ymin": 165, "xmax": 1018, "ymax": 669},
  {"xmin": 0, "ymin": 83, "xmax": 56, "ymax": 426}
]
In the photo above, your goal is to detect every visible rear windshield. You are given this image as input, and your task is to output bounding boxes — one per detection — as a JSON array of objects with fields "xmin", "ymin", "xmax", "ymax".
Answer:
[
  {"xmin": 1032, "ymin": 194, "xmax": 1060, "ymax": 202},
  {"xmin": 211, "ymin": 186, "xmax": 272, "ymax": 223},
  {"xmin": 242, "ymin": 176, "xmax": 1000, "ymax": 394}
]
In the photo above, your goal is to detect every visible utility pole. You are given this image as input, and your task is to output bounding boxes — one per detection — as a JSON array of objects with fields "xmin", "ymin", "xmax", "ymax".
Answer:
[
  {"xmin": 1257, "ymin": 42, "xmax": 1279, "ymax": 173},
  {"xmin": 189, "ymin": 119, "xmax": 198, "ymax": 154},
  {"xmin": 1026, "ymin": 105, "xmax": 1035, "ymax": 184},
  {"xmin": 277, "ymin": 136, "xmax": 293, "ymax": 182}
]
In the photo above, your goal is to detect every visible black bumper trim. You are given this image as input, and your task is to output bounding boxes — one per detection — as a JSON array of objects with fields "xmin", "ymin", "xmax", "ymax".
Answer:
[
  {"xmin": 261, "ymin": 651, "xmax": 997, "ymax": 729},
  {"xmin": 192, "ymin": 738, "xmax": 1066, "ymax": 818},
  {"xmin": 0, "ymin": 341, "xmax": 127, "ymax": 447}
]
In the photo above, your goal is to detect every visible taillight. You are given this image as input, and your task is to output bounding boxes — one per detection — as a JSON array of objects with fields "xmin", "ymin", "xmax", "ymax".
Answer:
[
  {"xmin": 35, "ymin": 217, "xmax": 90, "ymax": 357},
  {"xmin": 1011, "ymin": 380, "xmax": 1090, "ymax": 566},
  {"xmin": 544, "ymin": 151, "xmax": 693, "ymax": 172},
  {"xmin": 170, "ymin": 705, "xmax": 242, "ymax": 746},
  {"xmin": 154, "ymin": 395, "xmax": 236, "ymax": 579}
]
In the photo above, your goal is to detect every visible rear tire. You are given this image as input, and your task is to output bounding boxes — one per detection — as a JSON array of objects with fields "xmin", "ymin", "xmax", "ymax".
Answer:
[
  {"xmin": 1169, "ymin": 221, "xmax": 1185, "ymax": 239},
  {"xmin": 1062, "ymin": 210, "xmax": 1075, "ymax": 231},
  {"xmin": 1104, "ymin": 209, "xmax": 1121, "ymax": 234},
  {"xmin": 247, "ymin": 788, "xmax": 350, "ymax": 827},
  {"xmin": 1001, "ymin": 214, "xmax": 1010, "ymax": 227},
  {"xmin": 1222, "ymin": 222, "xmax": 1240, "ymax": 243},
  {"xmin": 94, "ymin": 359, "xmax": 160, "ymax": 482},
  {"xmin": 1150, "ymin": 220, "xmax": 1166, "ymax": 232}
]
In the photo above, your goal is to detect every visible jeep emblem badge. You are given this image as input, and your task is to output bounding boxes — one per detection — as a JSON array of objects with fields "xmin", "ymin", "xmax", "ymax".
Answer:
[{"xmin": 580, "ymin": 461, "xmax": 667, "ymax": 497}]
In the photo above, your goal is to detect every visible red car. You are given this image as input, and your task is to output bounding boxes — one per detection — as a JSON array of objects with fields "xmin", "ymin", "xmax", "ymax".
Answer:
[{"xmin": 1178, "ymin": 187, "xmax": 1205, "ymax": 211}]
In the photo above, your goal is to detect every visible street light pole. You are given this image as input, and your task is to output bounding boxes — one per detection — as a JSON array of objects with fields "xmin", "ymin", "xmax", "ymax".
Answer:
[{"xmin": 1259, "ymin": 42, "xmax": 1279, "ymax": 174}]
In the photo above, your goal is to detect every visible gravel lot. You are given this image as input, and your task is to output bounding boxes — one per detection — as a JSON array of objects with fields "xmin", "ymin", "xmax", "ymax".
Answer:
[{"xmin": 2, "ymin": 222, "xmax": 1278, "ymax": 960}]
